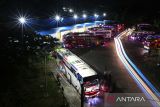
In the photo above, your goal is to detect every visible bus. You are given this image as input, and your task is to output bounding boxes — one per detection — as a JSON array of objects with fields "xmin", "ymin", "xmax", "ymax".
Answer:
[
  {"xmin": 55, "ymin": 48, "xmax": 100, "ymax": 97},
  {"xmin": 94, "ymin": 30, "xmax": 112, "ymax": 39},
  {"xmin": 87, "ymin": 26, "xmax": 115, "ymax": 38},
  {"xmin": 63, "ymin": 32, "xmax": 103, "ymax": 48}
]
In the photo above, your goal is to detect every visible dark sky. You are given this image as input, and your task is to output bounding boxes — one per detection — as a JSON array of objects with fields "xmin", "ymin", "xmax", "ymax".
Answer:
[{"xmin": 0, "ymin": 0, "xmax": 160, "ymax": 22}]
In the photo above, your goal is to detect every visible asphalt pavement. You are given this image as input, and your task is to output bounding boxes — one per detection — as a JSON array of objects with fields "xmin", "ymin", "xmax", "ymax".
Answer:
[
  {"xmin": 121, "ymin": 36, "xmax": 160, "ymax": 92},
  {"xmin": 71, "ymin": 41, "xmax": 142, "ymax": 94},
  {"xmin": 53, "ymin": 32, "xmax": 159, "ymax": 107},
  {"xmin": 53, "ymin": 67, "xmax": 81, "ymax": 107}
]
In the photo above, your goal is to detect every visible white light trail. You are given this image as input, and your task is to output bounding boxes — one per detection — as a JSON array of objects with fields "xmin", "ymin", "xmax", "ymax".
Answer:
[{"xmin": 114, "ymin": 30, "xmax": 160, "ymax": 107}]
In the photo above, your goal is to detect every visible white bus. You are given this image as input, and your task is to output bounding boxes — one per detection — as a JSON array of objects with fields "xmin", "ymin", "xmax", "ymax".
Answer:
[
  {"xmin": 94, "ymin": 30, "xmax": 112, "ymax": 39},
  {"xmin": 55, "ymin": 48, "xmax": 100, "ymax": 97}
]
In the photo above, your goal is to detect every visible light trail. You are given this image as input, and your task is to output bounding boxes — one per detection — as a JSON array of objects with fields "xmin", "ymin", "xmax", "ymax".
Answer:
[
  {"xmin": 114, "ymin": 30, "xmax": 160, "ymax": 107},
  {"xmin": 117, "ymin": 37, "xmax": 160, "ymax": 97}
]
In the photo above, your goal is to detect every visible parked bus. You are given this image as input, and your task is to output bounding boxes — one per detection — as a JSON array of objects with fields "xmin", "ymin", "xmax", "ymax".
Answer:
[
  {"xmin": 94, "ymin": 30, "xmax": 112, "ymax": 39},
  {"xmin": 63, "ymin": 32, "xmax": 103, "ymax": 48},
  {"xmin": 87, "ymin": 26, "xmax": 116, "ymax": 38},
  {"xmin": 56, "ymin": 48, "xmax": 100, "ymax": 97}
]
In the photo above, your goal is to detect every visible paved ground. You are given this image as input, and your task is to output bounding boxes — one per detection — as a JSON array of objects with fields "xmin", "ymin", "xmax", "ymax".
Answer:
[
  {"xmin": 53, "ymin": 67, "xmax": 81, "ymax": 107},
  {"xmin": 121, "ymin": 36, "xmax": 160, "ymax": 92},
  {"xmin": 53, "ymin": 34, "xmax": 159, "ymax": 107},
  {"xmin": 71, "ymin": 40, "xmax": 142, "ymax": 94},
  {"xmin": 70, "ymin": 40, "xmax": 146, "ymax": 107}
]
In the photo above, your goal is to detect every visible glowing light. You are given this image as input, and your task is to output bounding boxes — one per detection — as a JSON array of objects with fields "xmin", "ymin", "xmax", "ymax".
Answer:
[
  {"xmin": 83, "ymin": 14, "xmax": 87, "ymax": 18},
  {"xmin": 55, "ymin": 15, "xmax": 60, "ymax": 21},
  {"xmin": 94, "ymin": 14, "xmax": 99, "ymax": 18},
  {"xmin": 114, "ymin": 30, "xmax": 160, "ymax": 107},
  {"xmin": 69, "ymin": 9, "xmax": 73, "ymax": 13},
  {"xmin": 73, "ymin": 14, "xmax": 78, "ymax": 19},
  {"xmin": 18, "ymin": 17, "xmax": 26, "ymax": 24},
  {"xmin": 87, "ymin": 97, "xmax": 101, "ymax": 105},
  {"xmin": 103, "ymin": 13, "xmax": 106, "ymax": 17},
  {"xmin": 63, "ymin": 7, "xmax": 66, "ymax": 10}
]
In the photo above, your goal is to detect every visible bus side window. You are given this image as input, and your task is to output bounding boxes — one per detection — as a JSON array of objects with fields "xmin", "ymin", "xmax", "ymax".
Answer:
[
  {"xmin": 77, "ymin": 73, "xmax": 83, "ymax": 83},
  {"xmin": 70, "ymin": 67, "xmax": 76, "ymax": 76},
  {"xmin": 57, "ymin": 54, "xmax": 63, "ymax": 60}
]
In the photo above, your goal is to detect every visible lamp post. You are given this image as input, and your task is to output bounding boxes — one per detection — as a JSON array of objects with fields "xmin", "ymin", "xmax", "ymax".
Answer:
[
  {"xmin": 18, "ymin": 17, "xmax": 26, "ymax": 45},
  {"xmin": 83, "ymin": 14, "xmax": 87, "ymax": 31},
  {"xmin": 94, "ymin": 13, "xmax": 99, "ymax": 21},
  {"xmin": 94, "ymin": 14, "xmax": 99, "ymax": 26},
  {"xmin": 73, "ymin": 14, "xmax": 78, "ymax": 24},
  {"xmin": 55, "ymin": 15, "xmax": 61, "ymax": 27},
  {"xmin": 82, "ymin": 14, "xmax": 87, "ymax": 21}
]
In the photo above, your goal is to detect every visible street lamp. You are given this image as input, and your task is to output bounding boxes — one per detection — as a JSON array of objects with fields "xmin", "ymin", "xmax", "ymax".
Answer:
[
  {"xmin": 55, "ymin": 15, "xmax": 61, "ymax": 27},
  {"xmin": 18, "ymin": 17, "xmax": 26, "ymax": 45},
  {"xmin": 69, "ymin": 9, "xmax": 73, "ymax": 13},
  {"xmin": 82, "ymin": 14, "xmax": 87, "ymax": 24},
  {"xmin": 94, "ymin": 14, "xmax": 99, "ymax": 26},
  {"xmin": 83, "ymin": 14, "xmax": 87, "ymax": 19},
  {"xmin": 103, "ymin": 13, "xmax": 106, "ymax": 17},
  {"xmin": 73, "ymin": 14, "xmax": 78, "ymax": 24},
  {"xmin": 94, "ymin": 13, "xmax": 99, "ymax": 20},
  {"xmin": 19, "ymin": 17, "xmax": 26, "ymax": 24}
]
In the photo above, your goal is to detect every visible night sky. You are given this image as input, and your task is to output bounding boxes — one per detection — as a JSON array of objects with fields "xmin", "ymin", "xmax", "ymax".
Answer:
[{"xmin": 0, "ymin": 0, "xmax": 160, "ymax": 23}]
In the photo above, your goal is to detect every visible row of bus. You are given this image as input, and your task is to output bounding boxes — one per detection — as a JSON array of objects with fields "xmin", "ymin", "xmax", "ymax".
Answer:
[
  {"xmin": 128, "ymin": 23, "xmax": 160, "ymax": 49},
  {"xmin": 62, "ymin": 23, "xmax": 125, "ymax": 48},
  {"xmin": 54, "ymin": 48, "xmax": 116, "ymax": 98},
  {"xmin": 52, "ymin": 23, "xmax": 125, "ymax": 98}
]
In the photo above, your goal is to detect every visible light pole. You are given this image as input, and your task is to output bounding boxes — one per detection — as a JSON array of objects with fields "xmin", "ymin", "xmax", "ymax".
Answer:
[
  {"xmin": 94, "ymin": 14, "xmax": 99, "ymax": 26},
  {"xmin": 83, "ymin": 14, "xmax": 87, "ymax": 31},
  {"xmin": 103, "ymin": 13, "xmax": 106, "ymax": 25},
  {"xmin": 73, "ymin": 14, "xmax": 78, "ymax": 24},
  {"xmin": 82, "ymin": 14, "xmax": 87, "ymax": 21},
  {"xmin": 18, "ymin": 17, "xmax": 26, "ymax": 45},
  {"xmin": 94, "ymin": 13, "xmax": 99, "ymax": 21},
  {"xmin": 55, "ymin": 15, "xmax": 61, "ymax": 27}
]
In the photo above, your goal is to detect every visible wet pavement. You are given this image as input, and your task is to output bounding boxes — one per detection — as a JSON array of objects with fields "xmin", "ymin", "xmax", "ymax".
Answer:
[
  {"xmin": 70, "ymin": 39, "xmax": 145, "ymax": 107},
  {"xmin": 121, "ymin": 36, "xmax": 160, "ymax": 92},
  {"xmin": 52, "ymin": 30, "xmax": 159, "ymax": 107},
  {"xmin": 71, "ymin": 41, "xmax": 142, "ymax": 94}
]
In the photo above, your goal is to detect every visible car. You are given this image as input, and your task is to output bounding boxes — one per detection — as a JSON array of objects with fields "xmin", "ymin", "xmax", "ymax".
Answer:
[
  {"xmin": 128, "ymin": 32, "xmax": 151, "ymax": 42},
  {"xmin": 143, "ymin": 35, "xmax": 160, "ymax": 49}
]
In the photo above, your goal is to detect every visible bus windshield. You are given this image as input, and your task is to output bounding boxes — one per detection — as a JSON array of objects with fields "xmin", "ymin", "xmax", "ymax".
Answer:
[{"xmin": 84, "ymin": 79, "xmax": 99, "ymax": 88}]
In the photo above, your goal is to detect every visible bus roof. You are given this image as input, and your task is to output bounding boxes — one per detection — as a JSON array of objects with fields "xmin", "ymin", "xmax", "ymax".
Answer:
[{"xmin": 56, "ymin": 48, "xmax": 97, "ymax": 78}]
